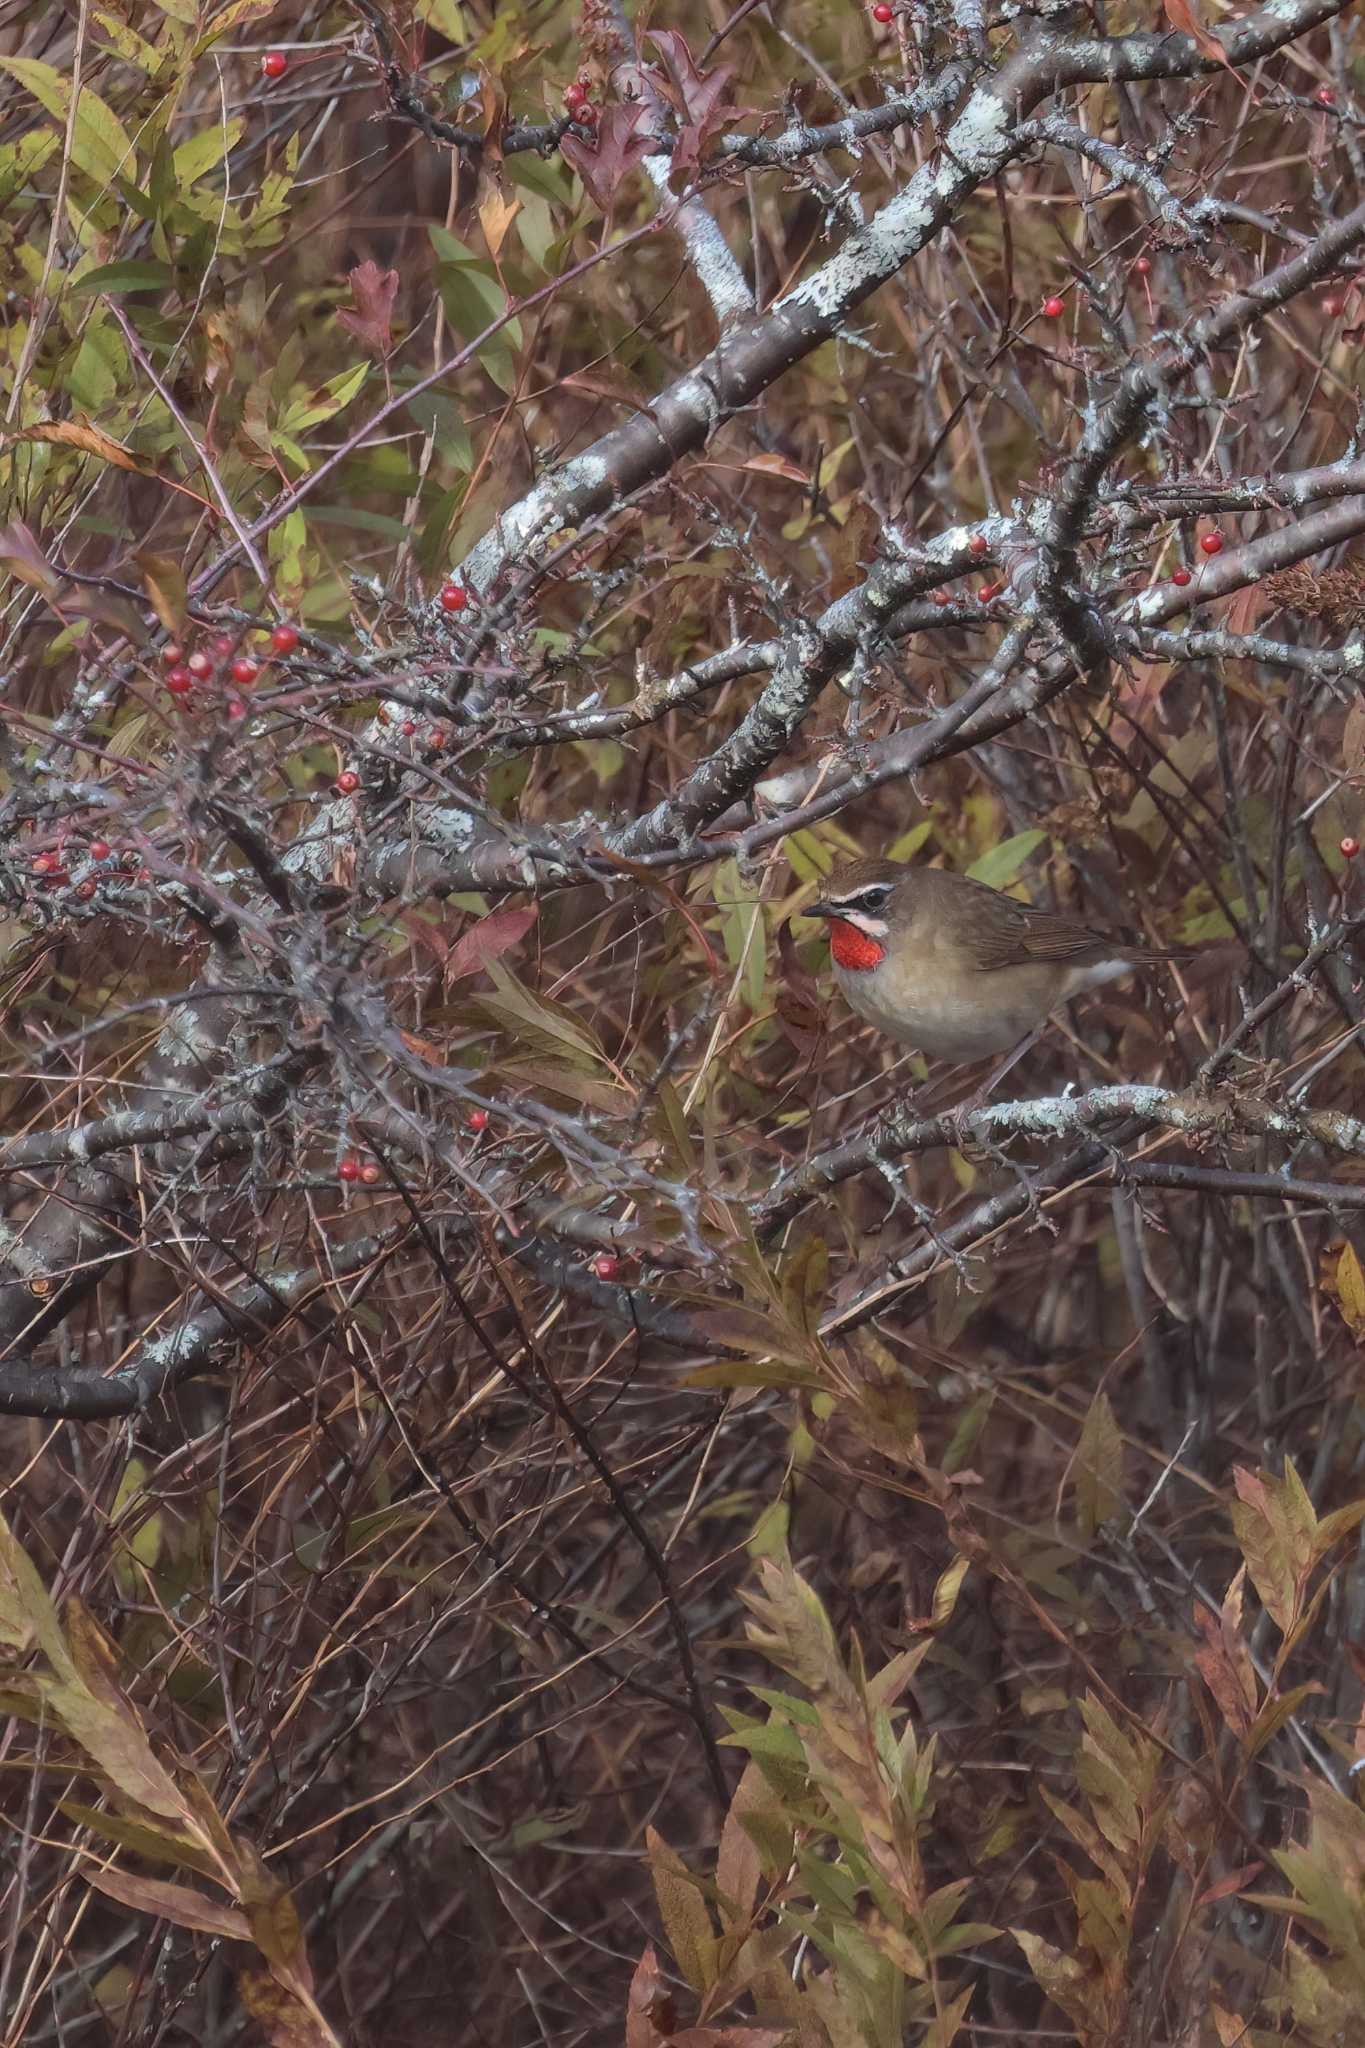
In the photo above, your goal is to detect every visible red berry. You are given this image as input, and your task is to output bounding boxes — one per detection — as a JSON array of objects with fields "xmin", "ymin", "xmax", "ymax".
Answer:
[
  {"xmin": 89, "ymin": 839, "xmax": 110, "ymax": 861},
  {"xmin": 573, "ymin": 101, "xmax": 598, "ymax": 127},
  {"xmin": 31, "ymin": 853, "xmax": 56, "ymax": 875},
  {"xmin": 1133, "ymin": 256, "xmax": 1152, "ymax": 276},
  {"xmin": 360, "ymin": 1162, "xmax": 382, "ymax": 1185},
  {"xmin": 212, "ymin": 633, "xmax": 236, "ymax": 656},
  {"xmin": 270, "ymin": 622, "xmax": 299, "ymax": 655},
  {"xmin": 226, "ymin": 697, "xmax": 247, "ymax": 720},
  {"xmin": 75, "ymin": 878, "xmax": 97, "ymax": 900},
  {"xmin": 564, "ymin": 81, "xmax": 587, "ymax": 107},
  {"xmin": 401, "ymin": 719, "xmax": 417, "ymax": 736},
  {"xmin": 592, "ymin": 1252, "xmax": 622, "ymax": 1281},
  {"xmin": 1317, "ymin": 85, "xmax": 1336, "ymax": 107},
  {"xmin": 1342, "ymin": 836, "xmax": 1360, "ymax": 859},
  {"xmin": 969, "ymin": 534, "xmax": 989, "ymax": 558},
  {"xmin": 978, "ymin": 583, "xmax": 1001, "ymax": 602},
  {"xmin": 428, "ymin": 728, "xmax": 447, "ymax": 750},
  {"xmin": 262, "ymin": 50, "xmax": 288, "ymax": 79},
  {"xmin": 1324, "ymin": 294, "xmax": 1346, "ymax": 318},
  {"xmin": 230, "ymin": 657, "xmax": 260, "ymax": 685},
  {"xmin": 932, "ymin": 589, "xmax": 952, "ymax": 607},
  {"xmin": 872, "ymin": 2, "xmax": 894, "ymax": 19},
  {"xmin": 339, "ymin": 1156, "xmax": 361, "ymax": 1183},
  {"xmin": 1199, "ymin": 530, "xmax": 1225, "ymax": 556},
  {"xmin": 335, "ymin": 771, "xmax": 360, "ymax": 795},
  {"xmin": 161, "ymin": 643, "xmax": 183, "ymax": 666},
  {"xmin": 1171, "ymin": 567, "xmax": 1192, "ymax": 587},
  {"xmin": 1042, "ymin": 295, "xmax": 1066, "ymax": 319},
  {"xmin": 467, "ymin": 1108, "xmax": 489, "ymax": 1132},
  {"xmin": 166, "ymin": 668, "xmax": 193, "ymax": 694},
  {"xmin": 187, "ymin": 650, "xmax": 212, "ymax": 677},
  {"xmin": 439, "ymin": 582, "xmax": 470, "ymax": 613}
]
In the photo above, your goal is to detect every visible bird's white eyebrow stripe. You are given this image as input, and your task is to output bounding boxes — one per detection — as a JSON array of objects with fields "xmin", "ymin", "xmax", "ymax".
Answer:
[{"xmin": 831, "ymin": 887, "xmax": 889, "ymax": 910}]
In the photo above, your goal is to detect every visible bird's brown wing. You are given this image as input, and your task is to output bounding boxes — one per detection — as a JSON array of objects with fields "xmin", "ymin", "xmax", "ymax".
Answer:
[{"xmin": 958, "ymin": 890, "xmax": 1121, "ymax": 972}]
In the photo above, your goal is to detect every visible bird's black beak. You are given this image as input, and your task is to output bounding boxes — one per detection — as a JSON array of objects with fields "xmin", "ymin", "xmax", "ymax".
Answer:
[{"xmin": 807, "ymin": 898, "xmax": 835, "ymax": 920}]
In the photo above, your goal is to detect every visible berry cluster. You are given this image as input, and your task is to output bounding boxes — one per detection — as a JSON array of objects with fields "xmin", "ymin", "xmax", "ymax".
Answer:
[
  {"xmin": 563, "ymin": 75, "xmax": 599, "ymax": 130},
  {"xmin": 159, "ymin": 620, "xmax": 299, "ymax": 717},
  {"xmin": 338, "ymin": 1155, "xmax": 384, "ymax": 1187},
  {"xmin": 28, "ymin": 837, "xmax": 142, "ymax": 907}
]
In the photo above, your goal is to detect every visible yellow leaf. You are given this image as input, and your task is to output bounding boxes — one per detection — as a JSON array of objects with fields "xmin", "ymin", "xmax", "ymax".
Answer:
[
  {"xmin": 1337, "ymin": 1242, "xmax": 1365, "ymax": 1337},
  {"xmin": 478, "ymin": 187, "xmax": 520, "ymax": 258}
]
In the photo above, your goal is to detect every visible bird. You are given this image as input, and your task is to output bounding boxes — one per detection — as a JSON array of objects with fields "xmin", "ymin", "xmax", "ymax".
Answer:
[{"xmin": 805, "ymin": 855, "xmax": 1180, "ymax": 1068}]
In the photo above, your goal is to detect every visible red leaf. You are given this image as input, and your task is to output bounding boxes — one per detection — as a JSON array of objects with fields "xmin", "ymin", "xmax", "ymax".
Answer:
[
  {"xmin": 0, "ymin": 519, "xmax": 59, "ymax": 602},
  {"xmin": 1194, "ymin": 1860, "xmax": 1264, "ymax": 1909},
  {"xmin": 626, "ymin": 1944, "xmax": 675, "ymax": 2048},
  {"xmin": 645, "ymin": 30, "xmax": 740, "ymax": 177},
  {"xmin": 561, "ymin": 104, "xmax": 654, "ymax": 215},
  {"xmin": 337, "ymin": 260, "xmax": 398, "ymax": 358},
  {"xmin": 444, "ymin": 904, "xmax": 538, "ymax": 985},
  {"xmin": 1161, "ymin": 0, "xmax": 1235, "ymax": 72}
]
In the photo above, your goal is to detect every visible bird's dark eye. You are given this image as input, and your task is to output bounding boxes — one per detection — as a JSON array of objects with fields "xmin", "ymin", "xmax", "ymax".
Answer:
[{"xmin": 851, "ymin": 886, "xmax": 891, "ymax": 912}]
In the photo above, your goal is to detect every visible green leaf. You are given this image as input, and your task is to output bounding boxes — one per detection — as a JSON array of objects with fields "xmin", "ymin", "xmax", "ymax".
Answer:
[
  {"xmin": 69, "ymin": 259, "xmax": 175, "ymax": 296},
  {"xmin": 173, "ymin": 117, "xmax": 243, "ymax": 187},
  {"xmin": 276, "ymin": 360, "xmax": 369, "ymax": 437},
  {"xmin": 966, "ymin": 829, "xmax": 1048, "ymax": 890},
  {"xmin": 885, "ymin": 817, "xmax": 934, "ymax": 863}
]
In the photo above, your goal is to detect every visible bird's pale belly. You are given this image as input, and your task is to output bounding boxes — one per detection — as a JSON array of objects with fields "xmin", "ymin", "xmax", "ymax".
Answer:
[{"xmin": 832, "ymin": 954, "xmax": 1122, "ymax": 1061}]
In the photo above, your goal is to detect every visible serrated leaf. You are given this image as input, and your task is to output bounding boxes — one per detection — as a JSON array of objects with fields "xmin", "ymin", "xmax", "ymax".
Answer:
[
  {"xmin": 1075, "ymin": 1390, "xmax": 1124, "ymax": 1540},
  {"xmin": 647, "ymin": 1826, "xmax": 717, "ymax": 1994}
]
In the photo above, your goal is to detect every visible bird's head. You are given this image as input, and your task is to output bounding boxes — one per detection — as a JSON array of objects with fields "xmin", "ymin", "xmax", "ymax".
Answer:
[{"xmin": 806, "ymin": 858, "xmax": 909, "ymax": 972}]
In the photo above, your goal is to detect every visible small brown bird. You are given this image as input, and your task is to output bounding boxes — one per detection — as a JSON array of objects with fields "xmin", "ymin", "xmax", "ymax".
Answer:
[{"xmin": 806, "ymin": 856, "xmax": 1178, "ymax": 1064}]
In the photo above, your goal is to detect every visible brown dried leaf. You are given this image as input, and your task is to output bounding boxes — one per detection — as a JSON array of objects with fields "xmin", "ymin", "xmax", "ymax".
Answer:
[
  {"xmin": 83, "ymin": 1865, "xmax": 250, "ymax": 1941},
  {"xmin": 135, "ymin": 551, "xmax": 188, "ymax": 636},
  {"xmin": 336, "ymin": 260, "xmax": 398, "ymax": 358},
  {"xmin": 237, "ymin": 1968, "xmax": 341, "ymax": 2048},
  {"xmin": 715, "ymin": 1760, "xmax": 765, "ymax": 1930},
  {"xmin": 4, "ymin": 419, "xmax": 158, "ymax": 478},
  {"xmin": 1192, "ymin": 1568, "xmax": 1258, "ymax": 1738}
]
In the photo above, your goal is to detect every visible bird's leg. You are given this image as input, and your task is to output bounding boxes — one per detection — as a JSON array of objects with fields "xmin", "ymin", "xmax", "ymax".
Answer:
[{"xmin": 953, "ymin": 1028, "xmax": 1042, "ymax": 1112}]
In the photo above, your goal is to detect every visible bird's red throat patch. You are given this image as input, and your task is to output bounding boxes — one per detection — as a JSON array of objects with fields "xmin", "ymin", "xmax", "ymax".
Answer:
[{"xmin": 828, "ymin": 920, "xmax": 886, "ymax": 972}]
